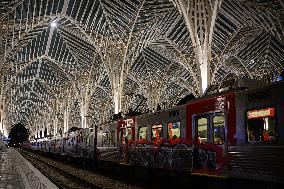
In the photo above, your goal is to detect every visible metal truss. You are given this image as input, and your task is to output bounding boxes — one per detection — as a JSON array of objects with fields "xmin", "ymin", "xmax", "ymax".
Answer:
[{"xmin": 0, "ymin": 0, "xmax": 283, "ymax": 137}]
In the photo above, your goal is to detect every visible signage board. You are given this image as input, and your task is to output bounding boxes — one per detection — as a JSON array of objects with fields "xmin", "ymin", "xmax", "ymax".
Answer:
[{"xmin": 247, "ymin": 108, "xmax": 275, "ymax": 119}]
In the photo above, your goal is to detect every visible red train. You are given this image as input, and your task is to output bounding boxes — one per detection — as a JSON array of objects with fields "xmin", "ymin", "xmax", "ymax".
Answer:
[
  {"xmin": 32, "ymin": 80, "xmax": 284, "ymax": 184},
  {"xmin": 96, "ymin": 80, "xmax": 284, "ymax": 184}
]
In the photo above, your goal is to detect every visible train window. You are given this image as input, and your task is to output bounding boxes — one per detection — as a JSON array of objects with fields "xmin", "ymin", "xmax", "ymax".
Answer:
[
  {"xmin": 109, "ymin": 130, "xmax": 115, "ymax": 146},
  {"xmin": 151, "ymin": 124, "xmax": 163, "ymax": 144},
  {"xmin": 247, "ymin": 108, "xmax": 277, "ymax": 143},
  {"xmin": 213, "ymin": 115, "xmax": 225, "ymax": 145},
  {"xmin": 197, "ymin": 118, "xmax": 208, "ymax": 144},
  {"xmin": 122, "ymin": 126, "xmax": 132, "ymax": 141},
  {"xmin": 168, "ymin": 122, "xmax": 180, "ymax": 144},
  {"xmin": 138, "ymin": 127, "xmax": 147, "ymax": 143}
]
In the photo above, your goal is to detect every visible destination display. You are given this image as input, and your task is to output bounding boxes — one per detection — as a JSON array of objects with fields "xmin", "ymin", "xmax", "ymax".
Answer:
[{"xmin": 247, "ymin": 108, "xmax": 275, "ymax": 119}]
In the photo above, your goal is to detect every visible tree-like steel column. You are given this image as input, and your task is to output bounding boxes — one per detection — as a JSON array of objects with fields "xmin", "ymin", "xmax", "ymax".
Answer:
[
  {"xmin": 63, "ymin": 106, "xmax": 70, "ymax": 132},
  {"xmin": 99, "ymin": 39, "xmax": 132, "ymax": 115},
  {"xmin": 0, "ymin": 81, "xmax": 5, "ymax": 136},
  {"xmin": 53, "ymin": 100, "xmax": 59, "ymax": 136},
  {"xmin": 77, "ymin": 80, "xmax": 88, "ymax": 129},
  {"xmin": 45, "ymin": 106, "xmax": 54, "ymax": 137},
  {"xmin": 63, "ymin": 90, "xmax": 72, "ymax": 132},
  {"xmin": 0, "ymin": 109, "xmax": 6, "ymax": 137},
  {"xmin": 95, "ymin": 0, "xmax": 147, "ymax": 114},
  {"xmin": 2, "ymin": 103, "xmax": 7, "ymax": 137},
  {"xmin": 41, "ymin": 125, "xmax": 45, "ymax": 138},
  {"xmin": 146, "ymin": 87, "xmax": 161, "ymax": 113},
  {"xmin": 173, "ymin": 0, "xmax": 222, "ymax": 95},
  {"xmin": 35, "ymin": 126, "xmax": 38, "ymax": 139}
]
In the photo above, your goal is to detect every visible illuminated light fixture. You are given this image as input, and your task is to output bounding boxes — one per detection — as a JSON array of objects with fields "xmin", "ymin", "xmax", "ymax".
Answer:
[{"xmin": 50, "ymin": 21, "xmax": 57, "ymax": 28}]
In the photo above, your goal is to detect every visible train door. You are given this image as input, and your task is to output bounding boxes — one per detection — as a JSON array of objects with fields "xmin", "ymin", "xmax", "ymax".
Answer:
[
  {"xmin": 193, "ymin": 112, "xmax": 226, "ymax": 173},
  {"xmin": 118, "ymin": 118, "xmax": 135, "ymax": 145},
  {"xmin": 119, "ymin": 127, "xmax": 131, "ymax": 146}
]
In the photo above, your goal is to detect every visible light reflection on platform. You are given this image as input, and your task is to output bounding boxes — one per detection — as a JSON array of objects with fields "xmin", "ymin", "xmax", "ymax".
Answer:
[{"xmin": 0, "ymin": 148, "xmax": 58, "ymax": 189}]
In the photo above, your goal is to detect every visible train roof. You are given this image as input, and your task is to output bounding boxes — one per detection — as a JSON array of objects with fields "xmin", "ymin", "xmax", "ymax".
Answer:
[
  {"xmin": 106, "ymin": 80, "xmax": 284, "ymax": 123},
  {"xmin": 234, "ymin": 80, "xmax": 284, "ymax": 96},
  {"xmin": 136, "ymin": 81, "xmax": 284, "ymax": 118}
]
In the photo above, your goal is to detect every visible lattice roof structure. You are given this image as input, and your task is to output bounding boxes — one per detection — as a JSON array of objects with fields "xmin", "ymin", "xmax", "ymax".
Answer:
[{"xmin": 0, "ymin": 0, "xmax": 283, "ymax": 137}]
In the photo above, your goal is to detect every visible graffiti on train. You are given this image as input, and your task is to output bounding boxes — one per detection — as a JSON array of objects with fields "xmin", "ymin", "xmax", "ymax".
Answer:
[
  {"xmin": 127, "ymin": 143, "xmax": 193, "ymax": 171},
  {"xmin": 194, "ymin": 148, "xmax": 217, "ymax": 170}
]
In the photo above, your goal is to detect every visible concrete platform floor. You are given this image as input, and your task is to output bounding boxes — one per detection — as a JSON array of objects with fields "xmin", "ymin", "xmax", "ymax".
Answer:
[{"xmin": 0, "ymin": 148, "xmax": 58, "ymax": 189}]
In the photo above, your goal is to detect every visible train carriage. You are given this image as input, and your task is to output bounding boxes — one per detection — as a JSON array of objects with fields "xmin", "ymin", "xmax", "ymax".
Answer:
[
  {"xmin": 30, "ymin": 80, "xmax": 284, "ymax": 184},
  {"xmin": 188, "ymin": 81, "xmax": 284, "ymax": 182},
  {"xmin": 227, "ymin": 80, "xmax": 284, "ymax": 183},
  {"xmin": 111, "ymin": 81, "xmax": 284, "ymax": 183},
  {"xmin": 127, "ymin": 105, "xmax": 192, "ymax": 169}
]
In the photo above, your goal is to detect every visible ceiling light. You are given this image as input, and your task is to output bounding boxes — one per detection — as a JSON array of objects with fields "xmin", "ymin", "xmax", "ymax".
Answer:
[{"xmin": 50, "ymin": 22, "xmax": 57, "ymax": 28}]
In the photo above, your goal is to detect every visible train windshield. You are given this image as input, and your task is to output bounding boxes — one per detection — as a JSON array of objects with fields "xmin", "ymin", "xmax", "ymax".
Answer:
[{"xmin": 247, "ymin": 108, "xmax": 277, "ymax": 143}]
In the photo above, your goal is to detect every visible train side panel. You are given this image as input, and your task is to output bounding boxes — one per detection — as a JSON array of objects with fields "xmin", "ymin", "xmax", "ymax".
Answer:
[
  {"xmin": 127, "ymin": 105, "xmax": 193, "ymax": 171},
  {"xmin": 227, "ymin": 81, "xmax": 284, "ymax": 184}
]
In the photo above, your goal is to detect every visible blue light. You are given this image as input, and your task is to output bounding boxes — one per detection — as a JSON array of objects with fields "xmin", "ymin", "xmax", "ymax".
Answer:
[{"xmin": 277, "ymin": 76, "xmax": 283, "ymax": 81}]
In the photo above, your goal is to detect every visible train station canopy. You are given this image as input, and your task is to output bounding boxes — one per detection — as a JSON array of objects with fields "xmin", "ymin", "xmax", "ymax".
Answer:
[{"xmin": 0, "ymin": 0, "xmax": 283, "ymax": 136}]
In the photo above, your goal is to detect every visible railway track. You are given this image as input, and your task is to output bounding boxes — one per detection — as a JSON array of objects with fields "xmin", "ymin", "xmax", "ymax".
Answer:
[
  {"xmin": 20, "ymin": 149, "xmax": 100, "ymax": 189},
  {"xmin": 19, "ymin": 150, "xmax": 142, "ymax": 189},
  {"xmin": 20, "ymin": 149, "xmax": 281, "ymax": 189}
]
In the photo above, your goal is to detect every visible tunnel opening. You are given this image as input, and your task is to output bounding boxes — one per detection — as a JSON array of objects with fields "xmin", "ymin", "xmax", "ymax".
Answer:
[{"xmin": 8, "ymin": 123, "xmax": 29, "ymax": 148}]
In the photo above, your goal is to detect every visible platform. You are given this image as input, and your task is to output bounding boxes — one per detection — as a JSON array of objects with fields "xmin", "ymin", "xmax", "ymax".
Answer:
[{"xmin": 0, "ymin": 148, "xmax": 58, "ymax": 189}]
